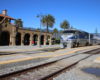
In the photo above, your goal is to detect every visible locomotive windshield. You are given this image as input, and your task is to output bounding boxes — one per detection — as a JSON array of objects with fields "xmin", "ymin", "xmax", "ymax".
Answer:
[{"xmin": 63, "ymin": 30, "xmax": 76, "ymax": 34}]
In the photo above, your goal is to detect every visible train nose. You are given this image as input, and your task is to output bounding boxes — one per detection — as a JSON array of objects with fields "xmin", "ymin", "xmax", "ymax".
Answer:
[{"xmin": 63, "ymin": 43, "xmax": 67, "ymax": 48}]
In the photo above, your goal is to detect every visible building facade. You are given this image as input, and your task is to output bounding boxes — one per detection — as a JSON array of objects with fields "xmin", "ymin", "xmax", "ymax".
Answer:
[{"xmin": 0, "ymin": 10, "xmax": 52, "ymax": 46}]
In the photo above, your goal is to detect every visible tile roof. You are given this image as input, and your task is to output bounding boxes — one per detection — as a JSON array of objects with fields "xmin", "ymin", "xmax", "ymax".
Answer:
[{"xmin": 0, "ymin": 13, "xmax": 16, "ymax": 20}]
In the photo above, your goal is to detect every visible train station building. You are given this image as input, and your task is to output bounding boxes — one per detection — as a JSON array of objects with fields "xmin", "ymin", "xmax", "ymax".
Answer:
[{"xmin": 0, "ymin": 10, "xmax": 52, "ymax": 46}]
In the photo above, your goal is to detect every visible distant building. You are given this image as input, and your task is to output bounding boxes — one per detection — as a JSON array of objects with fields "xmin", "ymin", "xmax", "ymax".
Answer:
[{"xmin": 0, "ymin": 10, "xmax": 51, "ymax": 46}]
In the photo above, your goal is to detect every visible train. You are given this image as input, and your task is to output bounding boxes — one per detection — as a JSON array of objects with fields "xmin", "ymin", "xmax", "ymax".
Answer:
[{"xmin": 60, "ymin": 29, "xmax": 100, "ymax": 48}]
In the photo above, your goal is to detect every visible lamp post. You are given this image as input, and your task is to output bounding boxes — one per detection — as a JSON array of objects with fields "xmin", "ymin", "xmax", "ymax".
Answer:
[{"xmin": 37, "ymin": 13, "xmax": 42, "ymax": 47}]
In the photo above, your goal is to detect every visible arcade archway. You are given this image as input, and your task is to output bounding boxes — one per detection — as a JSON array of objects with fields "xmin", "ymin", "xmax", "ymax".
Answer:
[
  {"xmin": 46, "ymin": 35, "xmax": 50, "ymax": 45},
  {"xmin": 24, "ymin": 33, "xmax": 30, "ymax": 45},
  {"xmin": 33, "ymin": 34, "xmax": 38, "ymax": 45},
  {"xmin": 0, "ymin": 31, "xmax": 10, "ymax": 46},
  {"xmin": 41, "ymin": 35, "xmax": 44, "ymax": 45},
  {"xmin": 16, "ymin": 32, "xmax": 21, "ymax": 45}
]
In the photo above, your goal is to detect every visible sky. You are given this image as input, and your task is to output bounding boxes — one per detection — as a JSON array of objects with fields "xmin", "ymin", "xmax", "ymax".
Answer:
[{"xmin": 0, "ymin": 0, "xmax": 100, "ymax": 33}]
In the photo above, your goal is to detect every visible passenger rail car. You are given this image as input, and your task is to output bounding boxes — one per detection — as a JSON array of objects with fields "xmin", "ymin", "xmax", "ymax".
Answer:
[{"xmin": 60, "ymin": 29, "xmax": 100, "ymax": 48}]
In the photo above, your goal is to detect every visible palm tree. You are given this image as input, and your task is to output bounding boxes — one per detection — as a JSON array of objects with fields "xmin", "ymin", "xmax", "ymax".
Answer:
[
  {"xmin": 60, "ymin": 20, "xmax": 70, "ymax": 30},
  {"xmin": 60, "ymin": 30, "xmax": 63, "ymax": 35},
  {"xmin": 53, "ymin": 28, "xmax": 58, "ymax": 40},
  {"xmin": 15, "ymin": 18, "xmax": 23, "ymax": 28},
  {"xmin": 28, "ymin": 28, "xmax": 30, "ymax": 30},
  {"xmin": 41, "ymin": 30, "xmax": 44, "ymax": 32},
  {"xmin": 37, "ymin": 28, "xmax": 40, "ymax": 31},
  {"xmin": 41, "ymin": 14, "xmax": 55, "ymax": 33}
]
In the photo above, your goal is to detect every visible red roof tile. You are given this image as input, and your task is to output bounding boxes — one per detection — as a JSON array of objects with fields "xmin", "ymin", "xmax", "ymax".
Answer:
[{"xmin": 0, "ymin": 13, "xmax": 16, "ymax": 20}]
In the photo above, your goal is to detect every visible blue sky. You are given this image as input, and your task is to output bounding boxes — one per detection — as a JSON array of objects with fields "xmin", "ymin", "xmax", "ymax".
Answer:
[{"xmin": 0, "ymin": 0, "xmax": 100, "ymax": 33}]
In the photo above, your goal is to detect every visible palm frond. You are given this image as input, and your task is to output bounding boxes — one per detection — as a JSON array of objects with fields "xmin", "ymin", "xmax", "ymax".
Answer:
[
  {"xmin": 60, "ymin": 20, "xmax": 70, "ymax": 30},
  {"xmin": 41, "ymin": 14, "xmax": 55, "ymax": 32}
]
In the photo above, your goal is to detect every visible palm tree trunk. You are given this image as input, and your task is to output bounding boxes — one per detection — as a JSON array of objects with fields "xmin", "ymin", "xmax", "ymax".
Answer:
[
  {"xmin": 56, "ymin": 34, "xmax": 58, "ymax": 40},
  {"xmin": 55, "ymin": 33, "xmax": 56, "ymax": 40},
  {"xmin": 47, "ymin": 23, "xmax": 48, "ymax": 32}
]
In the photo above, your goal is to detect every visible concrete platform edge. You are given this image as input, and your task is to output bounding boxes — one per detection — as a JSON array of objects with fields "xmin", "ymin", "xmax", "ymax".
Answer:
[{"xmin": 0, "ymin": 57, "xmax": 50, "ymax": 70}]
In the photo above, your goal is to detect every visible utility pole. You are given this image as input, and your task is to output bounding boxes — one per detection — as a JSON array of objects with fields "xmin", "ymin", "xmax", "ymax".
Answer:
[
  {"xmin": 89, "ymin": 33, "xmax": 90, "ymax": 45},
  {"xmin": 37, "ymin": 13, "xmax": 42, "ymax": 47},
  {"xmin": 95, "ymin": 28, "xmax": 98, "ymax": 36}
]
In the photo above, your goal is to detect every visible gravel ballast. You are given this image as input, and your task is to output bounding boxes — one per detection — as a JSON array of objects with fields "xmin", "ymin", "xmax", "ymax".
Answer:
[{"xmin": 53, "ymin": 54, "xmax": 100, "ymax": 80}]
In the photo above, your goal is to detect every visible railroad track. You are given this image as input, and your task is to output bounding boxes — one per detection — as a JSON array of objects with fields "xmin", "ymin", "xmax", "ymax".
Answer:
[
  {"xmin": 0, "ymin": 48, "xmax": 60, "ymax": 56},
  {"xmin": 0, "ymin": 48, "xmax": 100, "ymax": 80}
]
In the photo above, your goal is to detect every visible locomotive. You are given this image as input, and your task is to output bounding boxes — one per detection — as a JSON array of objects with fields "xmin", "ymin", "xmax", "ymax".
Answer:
[{"xmin": 60, "ymin": 29, "xmax": 100, "ymax": 48}]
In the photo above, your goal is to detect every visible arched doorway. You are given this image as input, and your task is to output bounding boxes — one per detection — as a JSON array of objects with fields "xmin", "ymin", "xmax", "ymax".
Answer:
[
  {"xmin": 33, "ymin": 34, "xmax": 38, "ymax": 45},
  {"xmin": 0, "ymin": 31, "xmax": 10, "ymax": 46},
  {"xmin": 24, "ymin": 33, "xmax": 30, "ymax": 45},
  {"xmin": 46, "ymin": 35, "xmax": 50, "ymax": 45},
  {"xmin": 16, "ymin": 33, "xmax": 21, "ymax": 45},
  {"xmin": 41, "ymin": 35, "xmax": 44, "ymax": 45}
]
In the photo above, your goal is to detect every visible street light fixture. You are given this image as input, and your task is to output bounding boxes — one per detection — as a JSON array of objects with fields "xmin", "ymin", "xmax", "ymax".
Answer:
[{"xmin": 37, "ymin": 13, "xmax": 43, "ymax": 47}]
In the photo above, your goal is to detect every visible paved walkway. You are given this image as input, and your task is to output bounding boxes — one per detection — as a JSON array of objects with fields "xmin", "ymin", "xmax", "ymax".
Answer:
[
  {"xmin": 0, "ymin": 46, "xmax": 99, "ymax": 64},
  {"xmin": 0, "ymin": 45, "xmax": 100, "ymax": 70},
  {"xmin": 94, "ymin": 56, "xmax": 100, "ymax": 63},
  {"xmin": 0, "ymin": 45, "xmax": 60, "ymax": 52}
]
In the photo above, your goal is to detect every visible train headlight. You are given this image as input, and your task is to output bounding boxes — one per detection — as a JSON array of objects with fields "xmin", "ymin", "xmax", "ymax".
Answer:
[{"xmin": 67, "ymin": 39, "xmax": 70, "ymax": 41}]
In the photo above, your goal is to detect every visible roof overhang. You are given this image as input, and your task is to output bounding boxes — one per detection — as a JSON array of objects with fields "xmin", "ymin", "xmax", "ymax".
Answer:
[{"xmin": 0, "ymin": 13, "xmax": 16, "ymax": 20}]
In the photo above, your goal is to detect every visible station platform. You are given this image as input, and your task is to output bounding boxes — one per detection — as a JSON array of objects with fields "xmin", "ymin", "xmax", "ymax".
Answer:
[
  {"xmin": 0, "ymin": 45, "xmax": 100, "ymax": 70},
  {"xmin": 0, "ymin": 45, "xmax": 60, "ymax": 52},
  {"xmin": 94, "ymin": 56, "xmax": 100, "ymax": 63}
]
